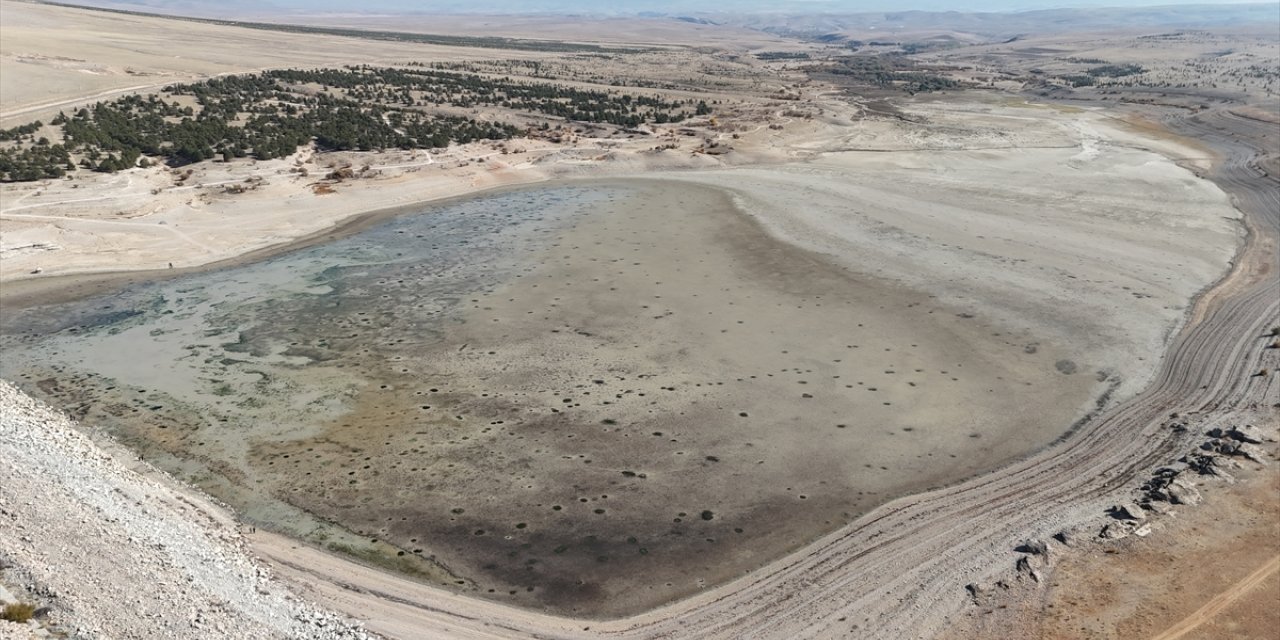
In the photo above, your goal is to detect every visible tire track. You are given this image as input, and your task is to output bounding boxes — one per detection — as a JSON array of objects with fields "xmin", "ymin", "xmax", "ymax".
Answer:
[{"xmin": 1147, "ymin": 555, "xmax": 1280, "ymax": 640}]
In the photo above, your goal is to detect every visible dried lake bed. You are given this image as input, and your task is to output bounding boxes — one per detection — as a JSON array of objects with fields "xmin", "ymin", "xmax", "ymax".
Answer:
[{"xmin": 0, "ymin": 149, "xmax": 1241, "ymax": 616}]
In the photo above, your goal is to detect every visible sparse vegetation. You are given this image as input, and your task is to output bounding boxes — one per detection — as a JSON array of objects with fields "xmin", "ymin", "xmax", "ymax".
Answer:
[
  {"xmin": 1086, "ymin": 64, "xmax": 1145, "ymax": 78},
  {"xmin": 755, "ymin": 51, "xmax": 811, "ymax": 61},
  {"xmin": 1062, "ymin": 74, "xmax": 1097, "ymax": 87},
  {"xmin": 1, "ymin": 603, "xmax": 36, "ymax": 623},
  {"xmin": 0, "ymin": 65, "xmax": 707, "ymax": 182},
  {"xmin": 816, "ymin": 54, "xmax": 968, "ymax": 93}
]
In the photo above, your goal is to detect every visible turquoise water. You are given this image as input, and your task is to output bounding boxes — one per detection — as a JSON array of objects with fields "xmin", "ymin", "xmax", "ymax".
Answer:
[{"xmin": 0, "ymin": 184, "xmax": 626, "ymax": 583}]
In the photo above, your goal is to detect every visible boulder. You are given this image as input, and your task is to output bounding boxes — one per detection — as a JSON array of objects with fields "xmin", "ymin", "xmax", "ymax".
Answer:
[
  {"xmin": 1016, "ymin": 539, "xmax": 1049, "ymax": 555},
  {"xmin": 1187, "ymin": 453, "xmax": 1235, "ymax": 481},
  {"xmin": 965, "ymin": 582, "xmax": 993, "ymax": 599},
  {"xmin": 1016, "ymin": 555, "xmax": 1042, "ymax": 583},
  {"xmin": 1236, "ymin": 443, "xmax": 1268, "ymax": 463},
  {"xmin": 1167, "ymin": 479, "xmax": 1201, "ymax": 506},
  {"xmin": 1211, "ymin": 440, "xmax": 1240, "ymax": 455},
  {"xmin": 1114, "ymin": 503, "xmax": 1146, "ymax": 521},
  {"xmin": 1100, "ymin": 522, "xmax": 1131, "ymax": 540},
  {"xmin": 1228, "ymin": 425, "xmax": 1264, "ymax": 444}
]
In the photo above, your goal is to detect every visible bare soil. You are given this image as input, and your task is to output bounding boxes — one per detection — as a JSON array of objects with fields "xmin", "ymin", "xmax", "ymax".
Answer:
[{"xmin": 940, "ymin": 457, "xmax": 1280, "ymax": 640}]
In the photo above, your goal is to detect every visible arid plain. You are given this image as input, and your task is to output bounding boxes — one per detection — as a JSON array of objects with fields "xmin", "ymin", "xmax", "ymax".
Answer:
[{"xmin": 0, "ymin": 1, "xmax": 1277, "ymax": 638}]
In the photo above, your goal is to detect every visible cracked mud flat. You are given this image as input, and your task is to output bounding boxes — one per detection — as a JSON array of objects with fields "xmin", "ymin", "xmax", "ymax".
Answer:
[{"xmin": 0, "ymin": 127, "xmax": 1242, "ymax": 616}]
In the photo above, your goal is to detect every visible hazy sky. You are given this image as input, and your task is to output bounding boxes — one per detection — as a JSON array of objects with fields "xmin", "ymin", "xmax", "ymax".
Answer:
[
  {"xmin": 96, "ymin": 0, "xmax": 1275, "ymax": 14},
  {"xmin": 337, "ymin": 0, "xmax": 1260, "ymax": 10}
]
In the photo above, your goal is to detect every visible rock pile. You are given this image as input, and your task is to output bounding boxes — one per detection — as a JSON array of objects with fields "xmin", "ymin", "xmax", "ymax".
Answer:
[
  {"xmin": 970, "ymin": 419, "xmax": 1276, "ymax": 603},
  {"xmin": 1099, "ymin": 422, "xmax": 1273, "ymax": 541},
  {"xmin": 0, "ymin": 381, "xmax": 378, "ymax": 640},
  {"xmin": 1202, "ymin": 426, "xmax": 1268, "ymax": 462}
]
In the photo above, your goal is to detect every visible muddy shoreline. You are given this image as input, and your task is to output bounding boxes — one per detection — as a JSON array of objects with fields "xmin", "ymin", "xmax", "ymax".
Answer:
[{"xmin": 1, "ymin": 177, "xmax": 592, "ymax": 310}]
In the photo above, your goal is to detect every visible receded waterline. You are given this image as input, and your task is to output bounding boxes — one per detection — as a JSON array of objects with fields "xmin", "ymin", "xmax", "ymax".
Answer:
[{"xmin": 0, "ymin": 179, "xmax": 1098, "ymax": 617}]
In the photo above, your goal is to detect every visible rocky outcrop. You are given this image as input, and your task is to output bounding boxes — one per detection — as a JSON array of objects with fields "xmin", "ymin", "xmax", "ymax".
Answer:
[{"xmin": 1134, "ymin": 424, "xmax": 1273, "ymax": 512}]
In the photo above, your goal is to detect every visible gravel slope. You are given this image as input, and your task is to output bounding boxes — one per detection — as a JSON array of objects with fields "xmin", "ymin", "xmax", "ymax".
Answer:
[{"xmin": 0, "ymin": 381, "xmax": 378, "ymax": 640}]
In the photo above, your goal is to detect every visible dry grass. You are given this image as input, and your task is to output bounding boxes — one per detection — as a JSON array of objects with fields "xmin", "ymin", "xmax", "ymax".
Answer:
[{"xmin": 1, "ymin": 602, "xmax": 36, "ymax": 623}]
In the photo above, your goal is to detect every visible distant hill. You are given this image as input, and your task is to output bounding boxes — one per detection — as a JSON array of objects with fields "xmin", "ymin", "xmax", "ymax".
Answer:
[
  {"xmin": 36, "ymin": 0, "xmax": 1280, "ymax": 40},
  {"xmin": 38, "ymin": 0, "xmax": 285, "ymax": 19},
  {"xmin": 751, "ymin": 4, "xmax": 1279, "ymax": 39},
  {"xmin": 41, "ymin": 0, "xmax": 1280, "ymax": 19}
]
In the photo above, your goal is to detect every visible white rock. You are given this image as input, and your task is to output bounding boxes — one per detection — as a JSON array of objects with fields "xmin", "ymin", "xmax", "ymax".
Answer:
[{"xmin": 1167, "ymin": 479, "xmax": 1201, "ymax": 506}]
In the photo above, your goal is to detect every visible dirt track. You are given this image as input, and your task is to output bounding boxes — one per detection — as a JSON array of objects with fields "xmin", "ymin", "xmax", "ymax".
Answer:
[
  {"xmin": 251, "ymin": 104, "xmax": 1280, "ymax": 639},
  {"xmin": 1147, "ymin": 555, "xmax": 1280, "ymax": 640}
]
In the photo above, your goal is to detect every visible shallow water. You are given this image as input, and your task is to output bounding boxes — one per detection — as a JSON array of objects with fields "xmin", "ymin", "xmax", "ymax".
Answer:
[
  {"xmin": 1, "ymin": 179, "xmax": 1100, "ymax": 616},
  {"xmin": 0, "ymin": 184, "xmax": 617, "ymax": 578}
]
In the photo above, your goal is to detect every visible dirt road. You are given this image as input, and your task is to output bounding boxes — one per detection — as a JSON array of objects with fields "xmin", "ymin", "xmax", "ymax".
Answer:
[{"xmin": 1148, "ymin": 555, "xmax": 1280, "ymax": 640}]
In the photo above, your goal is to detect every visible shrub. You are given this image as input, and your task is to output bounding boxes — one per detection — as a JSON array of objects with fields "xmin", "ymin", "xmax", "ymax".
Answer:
[{"xmin": 1, "ymin": 603, "xmax": 35, "ymax": 623}]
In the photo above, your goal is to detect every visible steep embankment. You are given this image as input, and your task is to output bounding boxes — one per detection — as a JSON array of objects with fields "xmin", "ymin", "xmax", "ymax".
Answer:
[{"xmin": 0, "ymin": 382, "xmax": 378, "ymax": 639}]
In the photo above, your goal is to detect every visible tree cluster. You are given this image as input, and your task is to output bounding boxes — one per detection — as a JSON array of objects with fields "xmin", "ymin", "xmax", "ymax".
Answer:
[
  {"xmin": 0, "ymin": 63, "xmax": 708, "ymax": 182},
  {"xmin": 755, "ymin": 51, "xmax": 811, "ymax": 61},
  {"xmin": 1086, "ymin": 64, "xmax": 1145, "ymax": 78},
  {"xmin": 0, "ymin": 121, "xmax": 44, "ymax": 142},
  {"xmin": 274, "ymin": 66, "xmax": 702, "ymax": 127},
  {"xmin": 821, "ymin": 55, "xmax": 967, "ymax": 93}
]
